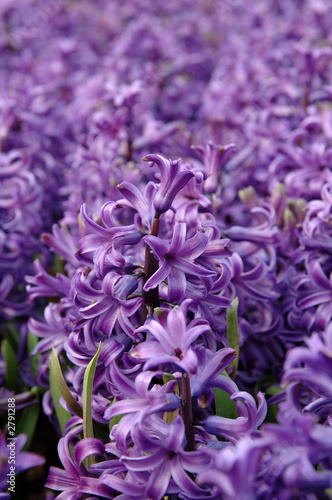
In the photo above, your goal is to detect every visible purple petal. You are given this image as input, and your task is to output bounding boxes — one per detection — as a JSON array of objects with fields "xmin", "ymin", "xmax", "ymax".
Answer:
[
  {"xmin": 144, "ymin": 458, "xmax": 172, "ymax": 500},
  {"xmin": 46, "ymin": 467, "xmax": 78, "ymax": 492},
  {"xmin": 178, "ymin": 232, "xmax": 208, "ymax": 259},
  {"xmin": 167, "ymin": 268, "xmax": 187, "ymax": 302},
  {"xmin": 73, "ymin": 438, "xmax": 104, "ymax": 472},
  {"xmin": 80, "ymin": 204, "xmax": 109, "ymax": 236},
  {"xmin": 105, "ymin": 398, "xmax": 147, "ymax": 419},
  {"xmin": 122, "ymin": 451, "xmax": 167, "ymax": 471},
  {"xmin": 183, "ymin": 322, "xmax": 211, "ymax": 351},
  {"xmin": 171, "ymin": 454, "xmax": 208, "ymax": 496},
  {"xmin": 297, "ymin": 290, "xmax": 332, "ymax": 309},
  {"xmin": 157, "ymin": 170, "xmax": 195, "ymax": 212},
  {"xmin": 101, "ymin": 474, "xmax": 145, "ymax": 496},
  {"xmin": 144, "ymin": 234, "xmax": 170, "ymax": 260},
  {"xmin": 143, "ymin": 260, "xmax": 170, "ymax": 291},
  {"xmin": 166, "ymin": 306, "xmax": 187, "ymax": 345},
  {"xmin": 175, "ymin": 258, "xmax": 216, "ymax": 277},
  {"xmin": 164, "ymin": 416, "xmax": 186, "ymax": 453},
  {"xmin": 132, "ymin": 340, "xmax": 169, "ymax": 361},
  {"xmin": 169, "ymin": 221, "xmax": 187, "ymax": 254}
]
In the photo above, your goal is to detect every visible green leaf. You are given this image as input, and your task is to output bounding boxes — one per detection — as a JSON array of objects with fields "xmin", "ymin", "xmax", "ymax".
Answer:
[
  {"xmin": 83, "ymin": 342, "xmax": 101, "ymax": 441},
  {"xmin": 105, "ymin": 398, "xmax": 124, "ymax": 434},
  {"xmin": 265, "ymin": 403, "xmax": 279, "ymax": 424},
  {"xmin": 54, "ymin": 254, "xmax": 65, "ymax": 275},
  {"xmin": 27, "ymin": 332, "xmax": 40, "ymax": 378},
  {"xmin": 27, "ymin": 331, "xmax": 39, "ymax": 353},
  {"xmin": 214, "ymin": 370, "xmax": 238, "ymax": 419},
  {"xmin": 49, "ymin": 348, "xmax": 83, "ymax": 435},
  {"xmin": 214, "ymin": 387, "xmax": 238, "ymax": 420},
  {"xmin": 109, "ymin": 415, "xmax": 123, "ymax": 432},
  {"xmin": 254, "ymin": 376, "xmax": 283, "ymax": 424},
  {"xmin": 49, "ymin": 362, "xmax": 71, "ymax": 435},
  {"xmin": 16, "ymin": 402, "xmax": 40, "ymax": 451},
  {"xmin": 226, "ymin": 297, "xmax": 239, "ymax": 379},
  {"xmin": 163, "ymin": 372, "xmax": 176, "ymax": 384},
  {"xmin": 6, "ymin": 323, "xmax": 20, "ymax": 349},
  {"xmin": 265, "ymin": 384, "xmax": 283, "ymax": 396},
  {"xmin": 82, "ymin": 342, "xmax": 101, "ymax": 468},
  {"xmin": 1, "ymin": 339, "xmax": 19, "ymax": 393},
  {"xmin": 254, "ymin": 375, "xmax": 282, "ymax": 397}
]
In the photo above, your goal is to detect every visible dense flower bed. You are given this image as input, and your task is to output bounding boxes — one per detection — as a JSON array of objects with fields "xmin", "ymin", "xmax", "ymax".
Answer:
[{"xmin": 1, "ymin": 1, "xmax": 332, "ymax": 499}]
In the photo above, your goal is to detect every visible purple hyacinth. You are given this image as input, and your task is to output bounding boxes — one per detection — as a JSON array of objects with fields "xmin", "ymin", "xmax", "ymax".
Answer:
[
  {"xmin": 0, "ymin": 432, "xmax": 45, "ymax": 497},
  {"xmin": 133, "ymin": 299, "xmax": 212, "ymax": 373},
  {"xmin": 143, "ymin": 221, "xmax": 217, "ymax": 302},
  {"xmin": 143, "ymin": 153, "xmax": 203, "ymax": 214}
]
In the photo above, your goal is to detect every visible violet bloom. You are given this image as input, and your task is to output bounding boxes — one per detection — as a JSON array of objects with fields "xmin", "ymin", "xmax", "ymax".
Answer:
[
  {"xmin": 230, "ymin": 252, "xmax": 280, "ymax": 302},
  {"xmin": 262, "ymin": 406, "xmax": 332, "ymax": 498},
  {"xmin": 120, "ymin": 415, "xmax": 211, "ymax": 500},
  {"xmin": 105, "ymin": 365, "xmax": 180, "ymax": 451},
  {"xmin": 192, "ymin": 141, "xmax": 236, "ymax": 194},
  {"xmin": 133, "ymin": 299, "xmax": 211, "ymax": 373},
  {"xmin": 73, "ymin": 270, "xmax": 142, "ymax": 338},
  {"xmin": 0, "ymin": 432, "xmax": 45, "ymax": 496},
  {"xmin": 186, "ymin": 274, "xmax": 232, "ymax": 338},
  {"xmin": 116, "ymin": 180, "xmax": 157, "ymax": 230},
  {"xmin": 301, "ymin": 183, "xmax": 332, "ymax": 252},
  {"xmin": 46, "ymin": 430, "xmax": 114, "ymax": 499},
  {"xmin": 28, "ymin": 302, "xmax": 70, "ymax": 355},
  {"xmin": 173, "ymin": 174, "xmax": 212, "ymax": 225},
  {"xmin": 296, "ymin": 259, "xmax": 332, "ymax": 331},
  {"xmin": 197, "ymin": 437, "xmax": 268, "ymax": 500},
  {"xmin": 143, "ymin": 153, "xmax": 203, "ymax": 214},
  {"xmin": 26, "ymin": 259, "xmax": 71, "ymax": 302},
  {"xmin": 144, "ymin": 221, "xmax": 215, "ymax": 302},
  {"xmin": 202, "ymin": 391, "xmax": 267, "ymax": 442},
  {"xmin": 224, "ymin": 204, "xmax": 279, "ymax": 246},
  {"xmin": 42, "ymin": 223, "xmax": 81, "ymax": 272},
  {"xmin": 190, "ymin": 346, "xmax": 237, "ymax": 404},
  {"xmin": 0, "ymin": 388, "xmax": 38, "ymax": 412},
  {"xmin": 78, "ymin": 203, "xmax": 143, "ymax": 277},
  {"xmin": 282, "ymin": 320, "xmax": 332, "ymax": 404}
]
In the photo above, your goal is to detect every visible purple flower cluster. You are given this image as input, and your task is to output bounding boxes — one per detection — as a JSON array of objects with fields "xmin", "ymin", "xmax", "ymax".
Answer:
[
  {"xmin": 0, "ymin": 151, "xmax": 44, "ymax": 320},
  {"xmin": 1, "ymin": 0, "xmax": 332, "ymax": 498},
  {"xmin": 27, "ymin": 153, "xmax": 272, "ymax": 498}
]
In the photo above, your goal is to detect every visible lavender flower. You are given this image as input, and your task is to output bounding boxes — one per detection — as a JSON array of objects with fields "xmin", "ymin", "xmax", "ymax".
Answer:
[
  {"xmin": 197, "ymin": 437, "xmax": 268, "ymax": 500},
  {"xmin": 73, "ymin": 269, "xmax": 142, "ymax": 338},
  {"xmin": 202, "ymin": 391, "xmax": 267, "ymax": 442},
  {"xmin": 120, "ymin": 415, "xmax": 210, "ymax": 500},
  {"xmin": 143, "ymin": 154, "xmax": 203, "ymax": 214},
  {"xmin": 143, "ymin": 221, "xmax": 215, "ymax": 302},
  {"xmin": 192, "ymin": 141, "xmax": 236, "ymax": 194},
  {"xmin": 46, "ymin": 429, "xmax": 113, "ymax": 499},
  {"xmin": 133, "ymin": 300, "xmax": 211, "ymax": 373},
  {"xmin": 0, "ymin": 432, "xmax": 45, "ymax": 496},
  {"xmin": 105, "ymin": 365, "xmax": 180, "ymax": 451}
]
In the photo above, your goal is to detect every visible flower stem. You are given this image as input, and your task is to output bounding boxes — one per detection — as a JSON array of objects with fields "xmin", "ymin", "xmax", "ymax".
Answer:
[
  {"xmin": 141, "ymin": 212, "xmax": 160, "ymax": 322},
  {"xmin": 181, "ymin": 373, "xmax": 195, "ymax": 451}
]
